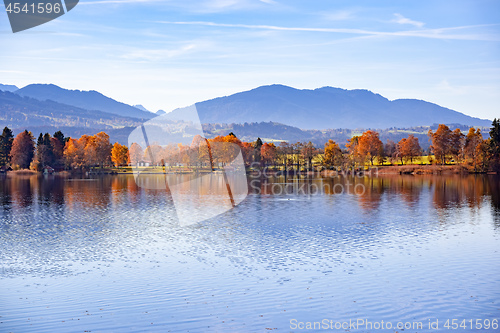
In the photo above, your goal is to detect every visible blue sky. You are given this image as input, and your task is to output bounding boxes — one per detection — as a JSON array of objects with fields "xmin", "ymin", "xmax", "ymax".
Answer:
[{"xmin": 1, "ymin": 0, "xmax": 499, "ymax": 121}]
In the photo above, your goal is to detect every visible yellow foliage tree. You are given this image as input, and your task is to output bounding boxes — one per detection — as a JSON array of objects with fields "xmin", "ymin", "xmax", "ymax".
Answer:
[{"xmin": 111, "ymin": 142, "xmax": 129, "ymax": 167}]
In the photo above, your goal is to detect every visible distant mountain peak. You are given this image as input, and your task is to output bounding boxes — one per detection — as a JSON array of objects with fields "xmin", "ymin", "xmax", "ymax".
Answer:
[
  {"xmin": 15, "ymin": 84, "xmax": 153, "ymax": 120},
  {"xmin": 133, "ymin": 104, "xmax": 150, "ymax": 113},
  {"xmin": 0, "ymin": 84, "xmax": 19, "ymax": 92},
  {"xmin": 172, "ymin": 84, "xmax": 492, "ymax": 129}
]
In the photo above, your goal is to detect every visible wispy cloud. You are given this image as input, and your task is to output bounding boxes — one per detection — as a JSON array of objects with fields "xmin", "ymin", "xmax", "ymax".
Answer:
[
  {"xmin": 155, "ymin": 21, "xmax": 500, "ymax": 41},
  {"xmin": 321, "ymin": 10, "xmax": 355, "ymax": 21},
  {"xmin": 392, "ymin": 13, "xmax": 424, "ymax": 28},
  {"xmin": 436, "ymin": 79, "xmax": 467, "ymax": 94},
  {"xmin": 81, "ymin": 0, "xmax": 276, "ymax": 12},
  {"xmin": 120, "ymin": 43, "xmax": 202, "ymax": 61}
]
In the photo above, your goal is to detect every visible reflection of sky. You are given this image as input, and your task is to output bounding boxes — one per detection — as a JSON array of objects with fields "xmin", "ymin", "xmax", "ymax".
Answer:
[
  {"xmin": 0, "ymin": 174, "xmax": 498, "ymax": 277},
  {"xmin": 0, "ymin": 174, "xmax": 499, "ymax": 332}
]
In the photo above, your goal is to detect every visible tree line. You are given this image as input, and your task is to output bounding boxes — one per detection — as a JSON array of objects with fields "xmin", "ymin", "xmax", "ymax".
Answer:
[
  {"xmin": 0, "ymin": 129, "xmax": 129, "ymax": 171},
  {"xmin": 0, "ymin": 119, "xmax": 499, "ymax": 173}
]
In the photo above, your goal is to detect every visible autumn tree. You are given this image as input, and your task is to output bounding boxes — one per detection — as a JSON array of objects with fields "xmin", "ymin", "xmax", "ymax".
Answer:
[
  {"xmin": 475, "ymin": 140, "xmax": 490, "ymax": 172},
  {"xmin": 129, "ymin": 142, "xmax": 144, "ymax": 166},
  {"xmin": 346, "ymin": 135, "xmax": 360, "ymax": 167},
  {"xmin": 111, "ymin": 143, "xmax": 129, "ymax": 167},
  {"xmin": 144, "ymin": 144, "xmax": 163, "ymax": 166},
  {"xmin": 222, "ymin": 133, "xmax": 243, "ymax": 165},
  {"xmin": 85, "ymin": 132, "xmax": 112, "ymax": 168},
  {"xmin": 241, "ymin": 141, "xmax": 254, "ymax": 166},
  {"xmin": 384, "ymin": 140, "xmax": 397, "ymax": 165},
  {"xmin": 64, "ymin": 138, "xmax": 85, "ymax": 170},
  {"xmin": 208, "ymin": 135, "xmax": 226, "ymax": 166},
  {"xmin": 301, "ymin": 141, "xmax": 316, "ymax": 170},
  {"xmin": 292, "ymin": 142, "xmax": 303, "ymax": 171},
  {"xmin": 428, "ymin": 124, "xmax": 453, "ymax": 165},
  {"xmin": 189, "ymin": 135, "xmax": 209, "ymax": 168},
  {"xmin": 278, "ymin": 142, "xmax": 291, "ymax": 171},
  {"xmin": 450, "ymin": 128, "xmax": 465, "ymax": 163},
  {"xmin": 357, "ymin": 130, "xmax": 383, "ymax": 166},
  {"xmin": 464, "ymin": 128, "xmax": 484, "ymax": 172},
  {"xmin": 10, "ymin": 130, "xmax": 35, "ymax": 169},
  {"xmin": 397, "ymin": 135, "xmax": 421, "ymax": 164},
  {"xmin": 261, "ymin": 142, "xmax": 277, "ymax": 166},
  {"xmin": 0, "ymin": 127, "xmax": 14, "ymax": 167},
  {"xmin": 324, "ymin": 139, "xmax": 343, "ymax": 168}
]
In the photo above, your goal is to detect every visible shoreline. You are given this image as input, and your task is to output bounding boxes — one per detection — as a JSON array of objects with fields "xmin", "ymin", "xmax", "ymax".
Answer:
[{"xmin": 2, "ymin": 165, "xmax": 497, "ymax": 177}]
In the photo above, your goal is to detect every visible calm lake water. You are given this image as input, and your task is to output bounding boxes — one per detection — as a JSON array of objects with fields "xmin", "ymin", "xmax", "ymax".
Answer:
[{"xmin": 0, "ymin": 174, "xmax": 499, "ymax": 332}]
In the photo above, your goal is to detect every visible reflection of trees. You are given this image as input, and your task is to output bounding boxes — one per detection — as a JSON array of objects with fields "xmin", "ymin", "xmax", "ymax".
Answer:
[
  {"xmin": 0, "ymin": 175, "xmax": 11, "ymax": 210},
  {"xmin": 248, "ymin": 174, "xmax": 499, "ymax": 219},
  {"xmin": 356, "ymin": 177, "xmax": 385, "ymax": 211},
  {"xmin": 38, "ymin": 176, "xmax": 65, "ymax": 206},
  {"xmin": 8, "ymin": 175, "xmax": 35, "ymax": 209},
  {"xmin": 489, "ymin": 176, "xmax": 500, "ymax": 228},
  {"xmin": 431, "ymin": 175, "xmax": 493, "ymax": 210}
]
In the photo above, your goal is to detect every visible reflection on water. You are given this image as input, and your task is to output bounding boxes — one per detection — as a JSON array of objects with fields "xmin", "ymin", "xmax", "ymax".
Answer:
[{"xmin": 0, "ymin": 174, "xmax": 499, "ymax": 332}]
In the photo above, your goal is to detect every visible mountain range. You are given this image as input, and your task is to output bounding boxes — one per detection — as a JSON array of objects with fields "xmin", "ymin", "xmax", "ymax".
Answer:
[
  {"xmin": 0, "ymin": 84, "xmax": 19, "ymax": 92},
  {"xmin": 169, "ymin": 85, "xmax": 490, "ymax": 129},
  {"xmin": 0, "ymin": 83, "xmax": 493, "ymax": 146},
  {"xmin": 16, "ymin": 84, "xmax": 154, "ymax": 120}
]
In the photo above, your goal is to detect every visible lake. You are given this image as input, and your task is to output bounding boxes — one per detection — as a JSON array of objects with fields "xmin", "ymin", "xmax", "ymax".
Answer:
[{"xmin": 0, "ymin": 174, "xmax": 499, "ymax": 332}]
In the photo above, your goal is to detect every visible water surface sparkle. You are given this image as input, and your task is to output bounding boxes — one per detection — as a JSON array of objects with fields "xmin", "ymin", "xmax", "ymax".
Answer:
[{"xmin": 1, "ymin": 175, "xmax": 499, "ymax": 332}]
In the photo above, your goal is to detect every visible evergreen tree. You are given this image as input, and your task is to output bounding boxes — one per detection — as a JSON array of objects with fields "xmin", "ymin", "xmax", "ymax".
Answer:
[
  {"xmin": 0, "ymin": 127, "xmax": 14, "ymax": 167},
  {"xmin": 489, "ymin": 118, "xmax": 500, "ymax": 171},
  {"xmin": 53, "ymin": 131, "xmax": 65, "ymax": 146},
  {"xmin": 52, "ymin": 131, "xmax": 65, "ymax": 170},
  {"xmin": 37, "ymin": 133, "xmax": 44, "ymax": 146},
  {"xmin": 36, "ymin": 133, "xmax": 55, "ymax": 168},
  {"xmin": 254, "ymin": 137, "xmax": 263, "ymax": 165},
  {"xmin": 490, "ymin": 118, "xmax": 500, "ymax": 157}
]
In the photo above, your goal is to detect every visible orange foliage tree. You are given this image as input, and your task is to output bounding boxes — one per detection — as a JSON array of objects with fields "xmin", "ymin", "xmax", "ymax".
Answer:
[
  {"xmin": 64, "ymin": 138, "xmax": 85, "ymax": 169},
  {"xmin": 346, "ymin": 135, "xmax": 360, "ymax": 167},
  {"xmin": 464, "ymin": 128, "xmax": 487, "ymax": 172},
  {"xmin": 324, "ymin": 139, "xmax": 343, "ymax": 168},
  {"xmin": 357, "ymin": 130, "xmax": 383, "ymax": 166},
  {"xmin": 63, "ymin": 133, "xmax": 112, "ymax": 169},
  {"xmin": 301, "ymin": 141, "xmax": 316, "ymax": 170},
  {"xmin": 10, "ymin": 130, "xmax": 35, "ymax": 169},
  {"xmin": 261, "ymin": 142, "xmax": 277, "ymax": 166},
  {"xmin": 128, "ymin": 142, "xmax": 144, "ymax": 166},
  {"xmin": 397, "ymin": 135, "xmax": 421, "ymax": 164},
  {"xmin": 428, "ymin": 124, "xmax": 464, "ymax": 165},
  {"xmin": 87, "ymin": 132, "xmax": 112, "ymax": 168},
  {"xmin": 111, "ymin": 142, "xmax": 129, "ymax": 167}
]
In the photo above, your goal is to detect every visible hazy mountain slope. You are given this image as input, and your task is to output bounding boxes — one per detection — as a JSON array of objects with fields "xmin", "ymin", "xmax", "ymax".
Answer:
[
  {"xmin": 0, "ymin": 84, "xmax": 19, "ymax": 92},
  {"xmin": 133, "ymin": 104, "xmax": 151, "ymax": 113},
  {"xmin": 0, "ymin": 91, "xmax": 143, "ymax": 130},
  {"xmin": 12, "ymin": 125, "xmax": 136, "ymax": 146},
  {"xmin": 15, "ymin": 84, "xmax": 154, "ymax": 120},
  {"xmin": 201, "ymin": 121, "xmax": 474, "ymax": 150},
  {"xmin": 173, "ymin": 85, "xmax": 491, "ymax": 129}
]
